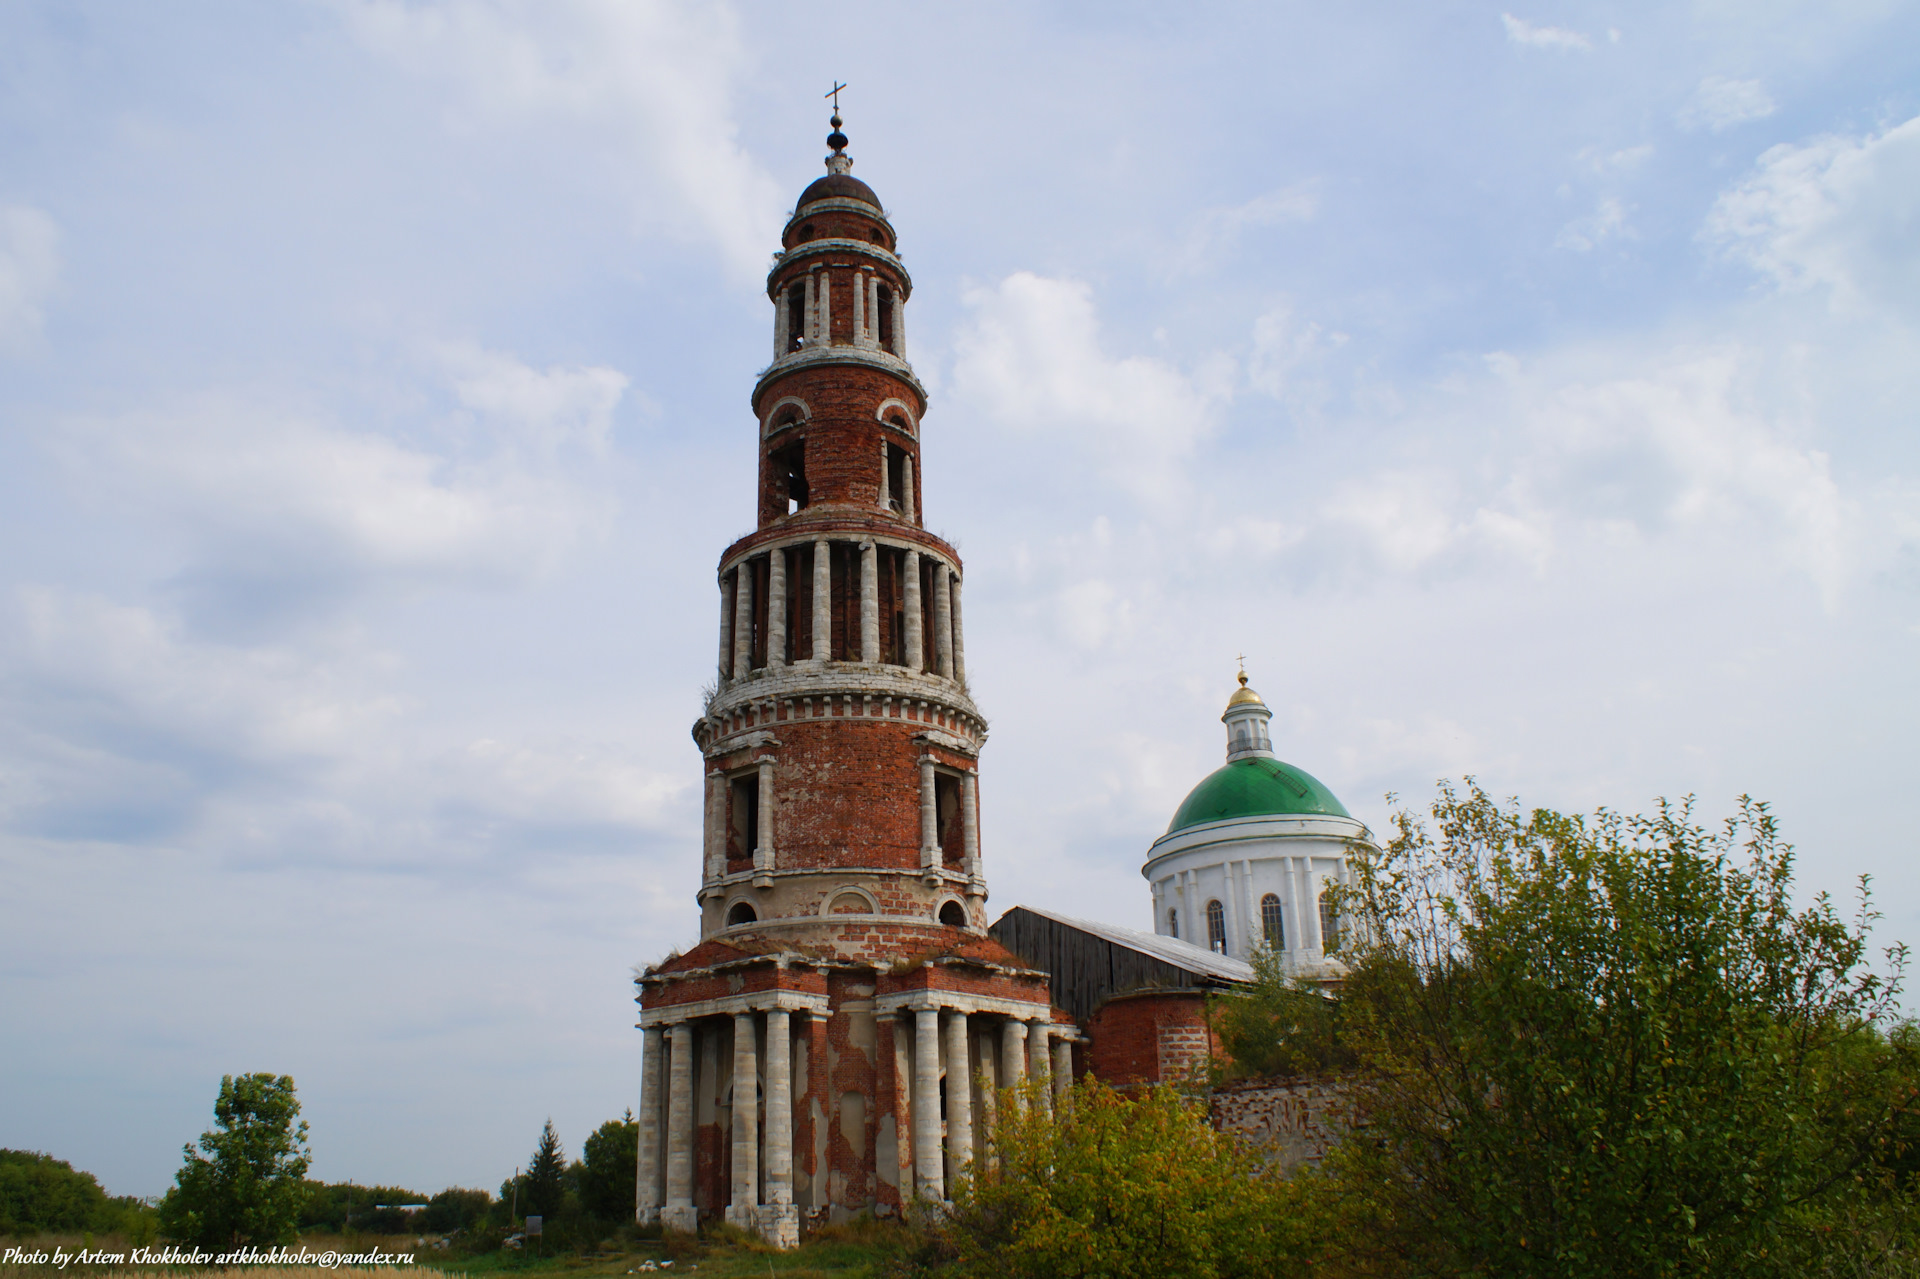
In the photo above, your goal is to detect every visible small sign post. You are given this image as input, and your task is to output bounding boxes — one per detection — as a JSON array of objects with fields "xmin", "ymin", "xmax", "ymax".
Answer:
[{"xmin": 525, "ymin": 1214, "xmax": 542, "ymax": 1260}]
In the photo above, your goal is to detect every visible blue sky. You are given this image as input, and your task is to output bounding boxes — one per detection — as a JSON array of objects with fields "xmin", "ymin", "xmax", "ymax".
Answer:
[{"xmin": 2, "ymin": 0, "xmax": 1917, "ymax": 1199}]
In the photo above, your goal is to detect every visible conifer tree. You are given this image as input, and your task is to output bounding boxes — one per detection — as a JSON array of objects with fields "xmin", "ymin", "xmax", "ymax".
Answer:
[{"xmin": 523, "ymin": 1120, "xmax": 566, "ymax": 1220}]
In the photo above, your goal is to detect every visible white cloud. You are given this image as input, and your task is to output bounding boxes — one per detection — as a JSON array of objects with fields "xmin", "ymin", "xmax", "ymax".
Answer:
[
  {"xmin": 1493, "ymin": 349, "xmax": 1857, "ymax": 605},
  {"xmin": 440, "ymin": 342, "xmax": 628, "ymax": 459},
  {"xmin": 950, "ymin": 272, "xmax": 1225, "ymax": 504},
  {"xmin": 1677, "ymin": 76, "xmax": 1776, "ymax": 133},
  {"xmin": 1705, "ymin": 114, "xmax": 1920, "ymax": 317},
  {"xmin": 1501, "ymin": 13, "xmax": 1593, "ymax": 50},
  {"xmin": 339, "ymin": 0, "xmax": 783, "ymax": 279},
  {"xmin": 1555, "ymin": 197, "xmax": 1633, "ymax": 252},
  {"xmin": 1248, "ymin": 303, "xmax": 1347, "ymax": 404},
  {"xmin": 62, "ymin": 394, "xmax": 602, "ymax": 603},
  {"xmin": 0, "ymin": 205, "xmax": 60, "ymax": 351},
  {"xmin": 1177, "ymin": 182, "xmax": 1319, "ymax": 271},
  {"xmin": 1, "ymin": 585, "xmax": 684, "ymax": 853}
]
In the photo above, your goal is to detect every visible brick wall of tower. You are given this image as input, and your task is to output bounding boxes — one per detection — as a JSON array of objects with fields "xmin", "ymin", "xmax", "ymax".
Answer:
[
  {"xmin": 782, "ymin": 210, "xmax": 895, "ymax": 252},
  {"xmin": 756, "ymin": 364, "xmax": 924, "ymax": 524}
]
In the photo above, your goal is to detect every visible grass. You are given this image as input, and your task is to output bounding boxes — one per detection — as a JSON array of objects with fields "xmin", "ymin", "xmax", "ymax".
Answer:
[{"xmin": 0, "ymin": 1223, "xmax": 902, "ymax": 1279}]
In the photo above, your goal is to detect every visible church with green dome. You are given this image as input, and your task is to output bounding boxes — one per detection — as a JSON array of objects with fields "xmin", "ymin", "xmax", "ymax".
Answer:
[{"xmin": 1141, "ymin": 670, "xmax": 1370, "ymax": 972}]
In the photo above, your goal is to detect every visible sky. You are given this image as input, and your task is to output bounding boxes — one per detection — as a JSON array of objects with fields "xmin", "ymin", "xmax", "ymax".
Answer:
[{"xmin": 2, "ymin": 0, "xmax": 1918, "ymax": 1201}]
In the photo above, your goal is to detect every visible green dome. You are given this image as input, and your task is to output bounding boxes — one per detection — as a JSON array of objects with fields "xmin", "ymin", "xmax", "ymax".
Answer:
[{"xmin": 1166, "ymin": 756, "xmax": 1351, "ymax": 833}]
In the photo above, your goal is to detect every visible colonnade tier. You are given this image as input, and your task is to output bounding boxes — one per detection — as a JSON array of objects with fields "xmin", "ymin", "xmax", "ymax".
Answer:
[
  {"xmin": 711, "ymin": 530, "xmax": 967, "ymax": 693},
  {"xmin": 634, "ymin": 1002, "xmax": 1074, "ymax": 1231},
  {"xmin": 695, "ymin": 668, "xmax": 986, "ymax": 750},
  {"xmin": 720, "ymin": 513, "xmax": 956, "ymax": 570}
]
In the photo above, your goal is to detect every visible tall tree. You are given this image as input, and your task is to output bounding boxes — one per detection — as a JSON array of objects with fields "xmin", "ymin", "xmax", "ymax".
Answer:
[
  {"xmin": 157, "ymin": 1074, "xmax": 311, "ymax": 1248},
  {"xmin": 1309, "ymin": 783, "xmax": 1910, "ymax": 1277},
  {"xmin": 578, "ymin": 1110, "xmax": 638, "ymax": 1222},
  {"xmin": 523, "ymin": 1119, "xmax": 566, "ymax": 1220}
]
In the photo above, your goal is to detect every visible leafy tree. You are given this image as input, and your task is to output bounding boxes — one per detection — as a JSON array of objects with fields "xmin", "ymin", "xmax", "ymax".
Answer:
[
  {"xmin": 157, "ymin": 1073, "xmax": 311, "ymax": 1249},
  {"xmin": 1310, "ymin": 783, "xmax": 1911, "ymax": 1278},
  {"xmin": 941, "ymin": 1077, "xmax": 1336, "ymax": 1278},
  {"xmin": 1210, "ymin": 946, "xmax": 1356, "ymax": 1079},
  {"xmin": 421, "ymin": 1187, "xmax": 494, "ymax": 1234},
  {"xmin": 522, "ymin": 1120, "xmax": 566, "ymax": 1220},
  {"xmin": 0, "ymin": 1150, "xmax": 109, "ymax": 1235},
  {"xmin": 578, "ymin": 1110, "xmax": 638, "ymax": 1222},
  {"xmin": 297, "ymin": 1181, "xmax": 427, "ymax": 1233}
]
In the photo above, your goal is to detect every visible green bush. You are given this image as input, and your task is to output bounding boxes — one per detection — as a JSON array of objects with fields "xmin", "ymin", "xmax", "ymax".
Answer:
[
  {"xmin": 939, "ymin": 1077, "xmax": 1338, "ymax": 1278},
  {"xmin": 1313, "ymin": 784, "xmax": 1914, "ymax": 1278},
  {"xmin": 0, "ymin": 1150, "xmax": 114, "ymax": 1235}
]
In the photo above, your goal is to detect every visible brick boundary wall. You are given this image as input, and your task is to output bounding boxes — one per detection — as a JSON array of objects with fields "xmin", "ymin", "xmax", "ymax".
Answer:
[{"xmin": 1209, "ymin": 1075, "xmax": 1347, "ymax": 1172}]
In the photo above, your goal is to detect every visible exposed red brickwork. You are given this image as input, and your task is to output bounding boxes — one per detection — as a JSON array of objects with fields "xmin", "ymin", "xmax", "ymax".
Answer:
[
  {"xmin": 1083, "ymin": 990, "xmax": 1218, "ymax": 1088},
  {"xmin": 781, "ymin": 209, "xmax": 897, "ymax": 254},
  {"xmin": 633, "ymin": 148, "xmax": 1084, "ymax": 1231},
  {"xmin": 754, "ymin": 364, "xmax": 924, "ymax": 525}
]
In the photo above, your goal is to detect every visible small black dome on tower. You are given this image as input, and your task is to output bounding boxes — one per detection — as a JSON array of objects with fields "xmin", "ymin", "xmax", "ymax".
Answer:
[
  {"xmin": 801, "ymin": 104, "xmax": 881, "ymax": 210},
  {"xmin": 799, "ymin": 173, "xmax": 882, "ymax": 209}
]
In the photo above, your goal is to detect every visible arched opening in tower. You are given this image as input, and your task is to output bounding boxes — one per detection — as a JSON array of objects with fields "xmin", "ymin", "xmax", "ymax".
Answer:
[
  {"xmin": 727, "ymin": 773, "xmax": 759, "ymax": 871},
  {"xmin": 876, "ymin": 284, "xmax": 895, "ymax": 352},
  {"xmin": 883, "ymin": 443, "xmax": 908, "ymax": 516},
  {"xmin": 934, "ymin": 772, "xmax": 963, "ymax": 868},
  {"xmin": 772, "ymin": 439, "xmax": 808, "ymax": 514},
  {"xmin": 726, "ymin": 901, "xmax": 758, "ymax": 927},
  {"xmin": 939, "ymin": 900, "xmax": 966, "ymax": 928},
  {"xmin": 785, "ymin": 284, "xmax": 806, "ymax": 351}
]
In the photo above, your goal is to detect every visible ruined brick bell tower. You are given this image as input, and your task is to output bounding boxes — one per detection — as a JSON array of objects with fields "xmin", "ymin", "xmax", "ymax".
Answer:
[
  {"xmin": 697, "ymin": 109, "xmax": 986, "ymax": 941},
  {"xmin": 634, "ymin": 112, "xmax": 1067, "ymax": 1245}
]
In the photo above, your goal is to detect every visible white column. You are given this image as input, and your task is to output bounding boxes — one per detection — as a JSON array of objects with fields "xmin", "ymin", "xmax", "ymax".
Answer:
[
  {"xmin": 919, "ymin": 756, "xmax": 939, "ymax": 872},
  {"xmin": 976, "ymin": 1030, "xmax": 998, "ymax": 1166},
  {"xmin": 1306, "ymin": 868, "xmax": 1325, "ymax": 955},
  {"xmin": 703, "ymin": 771, "xmax": 724, "ymax": 885},
  {"xmin": 754, "ymin": 758, "xmax": 775, "ymax": 876},
  {"xmin": 851, "ymin": 266, "xmax": 866, "ymax": 345},
  {"xmin": 961, "ymin": 771, "xmax": 980, "ymax": 885},
  {"xmin": 903, "ymin": 550, "xmax": 923, "ymax": 673},
  {"xmin": 1051, "ymin": 1038, "xmax": 1072, "ymax": 1106},
  {"xmin": 950, "ymin": 574, "xmax": 966, "ymax": 685},
  {"xmin": 728, "ymin": 1013, "xmax": 759, "ymax": 1224},
  {"xmin": 903, "ymin": 456, "xmax": 916, "ymax": 524},
  {"xmin": 637, "ymin": 1026, "xmax": 665, "ymax": 1224},
  {"xmin": 867, "ymin": 274, "xmax": 882, "ymax": 348},
  {"xmin": 1000, "ymin": 1018, "xmax": 1028, "ymax": 1112},
  {"xmin": 764, "ymin": 1010, "xmax": 793, "ymax": 1207},
  {"xmin": 1284, "ymin": 857, "xmax": 1304, "ymax": 961},
  {"xmin": 803, "ymin": 271, "xmax": 817, "ymax": 346},
  {"xmin": 859, "ymin": 540, "xmax": 879, "ymax": 664},
  {"xmin": 1222, "ymin": 864, "xmax": 1242, "ymax": 958},
  {"xmin": 766, "ymin": 548, "xmax": 786, "ymax": 668},
  {"xmin": 818, "ymin": 268, "xmax": 833, "ymax": 346},
  {"xmin": 933, "ymin": 563, "xmax": 953, "ymax": 678},
  {"xmin": 718, "ymin": 574, "xmax": 735, "ymax": 682},
  {"xmin": 1028, "ymin": 1020, "xmax": 1053, "ymax": 1116},
  {"xmin": 664, "ymin": 1022, "xmax": 695, "ymax": 1230},
  {"xmin": 892, "ymin": 288, "xmax": 906, "ymax": 360},
  {"xmin": 912, "ymin": 1008, "xmax": 944, "ymax": 1201},
  {"xmin": 878, "ymin": 441, "xmax": 891, "ymax": 512},
  {"xmin": 772, "ymin": 284, "xmax": 788, "ymax": 361},
  {"xmin": 811, "ymin": 540, "xmax": 831, "ymax": 662},
  {"xmin": 732, "ymin": 561, "xmax": 754, "ymax": 679},
  {"xmin": 944, "ymin": 1011, "xmax": 973, "ymax": 1184}
]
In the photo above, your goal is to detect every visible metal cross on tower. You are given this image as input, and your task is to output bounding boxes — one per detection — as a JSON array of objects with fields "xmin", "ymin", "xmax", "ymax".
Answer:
[{"xmin": 826, "ymin": 81, "xmax": 847, "ymax": 110}]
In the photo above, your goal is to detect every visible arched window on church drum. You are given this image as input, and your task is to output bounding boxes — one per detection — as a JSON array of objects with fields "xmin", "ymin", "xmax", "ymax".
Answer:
[
  {"xmin": 1206, "ymin": 899, "xmax": 1226, "ymax": 953},
  {"xmin": 1320, "ymin": 892, "xmax": 1341, "ymax": 954},
  {"xmin": 1260, "ymin": 893, "xmax": 1284, "ymax": 949}
]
